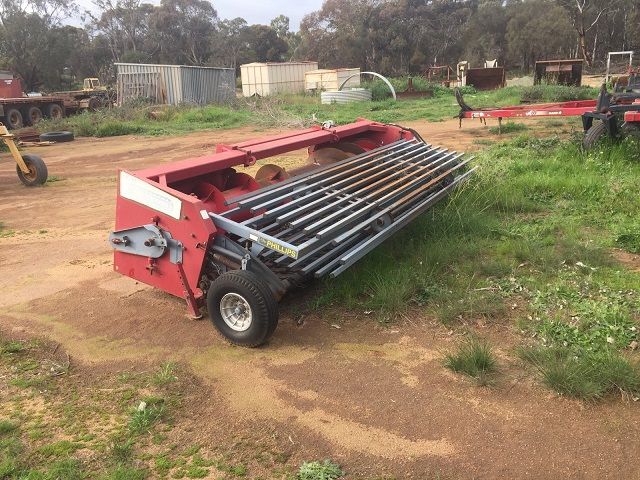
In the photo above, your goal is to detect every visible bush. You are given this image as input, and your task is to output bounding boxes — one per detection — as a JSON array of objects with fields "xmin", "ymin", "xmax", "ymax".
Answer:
[
  {"xmin": 297, "ymin": 460, "xmax": 343, "ymax": 480},
  {"xmin": 444, "ymin": 336, "xmax": 497, "ymax": 384},
  {"xmin": 519, "ymin": 347, "xmax": 640, "ymax": 399}
]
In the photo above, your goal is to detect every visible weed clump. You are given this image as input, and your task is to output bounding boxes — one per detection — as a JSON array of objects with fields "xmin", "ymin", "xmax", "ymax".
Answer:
[
  {"xmin": 444, "ymin": 336, "xmax": 497, "ymax": 385},
  {"xmin": 518, "ymin": 347, "xmax": 640, "ymax": 399},
  {"xmin": 297, "ymin": 460, "xmax": 344, "ymax": 480}
]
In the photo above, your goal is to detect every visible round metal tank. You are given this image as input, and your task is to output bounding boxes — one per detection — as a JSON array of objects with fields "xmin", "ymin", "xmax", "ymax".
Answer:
[{"xmin": 321, "ymin": 88, "xmax": 372, "ymax": 104}]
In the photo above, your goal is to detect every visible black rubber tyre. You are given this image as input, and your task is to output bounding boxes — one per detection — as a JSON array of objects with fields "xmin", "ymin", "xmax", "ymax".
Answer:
[
  {"xmin": 5, "ymin": 108, "xmax": 24, "ymax": 129},
  {"xmin": 39, "ymin": 131, "xmax": 74, "ymax": 143},
  {"xmin": 16, "ymin": 154, "xmax": 48, "ymax": 186},
  {"xmin": 27, "ymin": 106, "xmax": 43, "ymax": 125},
  {"xmin": 207, "ymin": 270, "xmax": 279, "ymax": 347},
  {"xmin": 87, "ymin": 96, "xmax": 102, "ymax": 111},
  {"xmin": 47, "ymin": 103, "xmax": 63, "ymax": 120},
  {"xmin": 582, "ymin": 122, "xmax": 608, "ymax": 150}
]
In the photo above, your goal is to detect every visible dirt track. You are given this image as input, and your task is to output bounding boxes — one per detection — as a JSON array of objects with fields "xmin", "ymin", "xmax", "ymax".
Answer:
[{"xmin": 1, "ymin": 119, "xmax": 638, "ymax": 479}]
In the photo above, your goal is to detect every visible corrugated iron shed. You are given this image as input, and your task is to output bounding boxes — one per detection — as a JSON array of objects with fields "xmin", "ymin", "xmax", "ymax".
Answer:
[{"xmin": 115, "ymin": 63, "xmax": 235, "ymax": 106}]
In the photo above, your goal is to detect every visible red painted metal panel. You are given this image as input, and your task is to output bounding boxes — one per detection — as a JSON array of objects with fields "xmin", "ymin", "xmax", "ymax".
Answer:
[
  {"xmin": 625, "ymin": 111, "xmax": 640, "ymax": 122},
  {"xmin": 0, "ymin": 78, "xmax": 23, "ymax": 98},
  {"xmin": 112, "ymin": 119, "xmax": 413, "ymax": 314},
  {"xmin": 461, "ymin": 100, "xmax": 597, "ymax": 119}
]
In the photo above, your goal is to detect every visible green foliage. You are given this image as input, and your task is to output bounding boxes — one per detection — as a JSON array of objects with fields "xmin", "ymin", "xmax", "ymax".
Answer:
[
  {"xmin": 128, "ymin": 397, "xmax": 166, "ymax": 435},
  {"xmin": 297, "ymin": 460, "xmax": 344, "ymax": 480},
  {"xmin": 152, "ymin": 362, "xmax": 178, "ymax": 386},
  {"xmin": 518, "ymin": 347, "xmax": 640, "ymax": 399},
  {"xmin": 444, "ymin": 337, "xmax": 497, "ymax": 384},
  {"xmin": 38, "ymin": 84, "xmax": 598, "ymax": 139},
  {"xmin": 0, "ymin": 340, "xmax": 26, "ymax": 354},
  {"xmin": 0, "ymin": 421, "xmax": 18, "ymax": 435},
  {"xmin": 98, "ymin": 466, "xmax": 147, "ymax": 480},
  {"xmin": 488, "ymin": 122, "xmax": 528, "ymax": 134},
  {"xmin": 616, "ymin": 232, "xmax": 640, "ymax": 253},
  {"xmin": 37, "ymin": 440, "xmax": 82, "ymax": 459},
  {"xmin": 520, "ymin": 85, "xmax": 597, "ymax": 103}
]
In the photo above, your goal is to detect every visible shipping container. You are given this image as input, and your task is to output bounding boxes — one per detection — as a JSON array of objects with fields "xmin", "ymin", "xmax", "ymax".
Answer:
[
  {"xmin": 304, "ymin": 68, "xmax": 361, "ymax": 91},
  {"xmin": 115, "ymin": 63, "xmax": 235, "ymax": 106},
  {"xmin": 240, "ymin": 62, "xmax": 319, "ymax": 97}
]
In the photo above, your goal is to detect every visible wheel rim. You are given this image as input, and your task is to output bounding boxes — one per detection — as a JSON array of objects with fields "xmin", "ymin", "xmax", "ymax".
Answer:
[
  {"xmin": 22, "ymin": 162, "xmax": 37, "ymax": 181},
  {"xmin": 9, "ymin": 112, "xmax": 21, "ymax": 127},
  {"xmin": 220, "ymin": 293, "xmax": 253, "ymax": 332},
  {"xmin": 30, "ymin": 111, "xmax": 42, "ymax": 123}
]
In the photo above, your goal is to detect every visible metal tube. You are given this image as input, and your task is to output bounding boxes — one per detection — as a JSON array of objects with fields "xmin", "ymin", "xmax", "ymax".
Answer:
[
  {"xmin": 280, "ymin": 146, "xmax": 445, "ymax": 228},
  {"xmin": 245, "ymin": 141, "xmax": 423, "ymax": 214},
  {"xmin": 228, "ymin": 140, "xmax": 411, "ymax": 210},
  {"xmin": 307, "ymin": 154, "xmax": 465, "ymax": 240},
  {"xmin": 295, "ymin": 149, "xmax": 456, "ymax": 232},
  {"xmin": 327, "ymin": 168, "xmax": 477, "ymax": 277}
]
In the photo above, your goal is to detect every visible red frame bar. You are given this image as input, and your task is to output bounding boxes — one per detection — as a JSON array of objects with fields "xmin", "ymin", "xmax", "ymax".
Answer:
[{"xmin": 461, "ymin": 100, "xmax": 597, "ymax": 119}]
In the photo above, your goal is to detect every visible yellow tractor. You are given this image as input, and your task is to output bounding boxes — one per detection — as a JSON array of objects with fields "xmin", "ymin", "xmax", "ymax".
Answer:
[
  {"xmin": 1, "ymin": 123, "xmax": 48, "ymax": 186},
  {"xmin": 82, "ymin": 77, "xmax": 107, "ymax": 91}
]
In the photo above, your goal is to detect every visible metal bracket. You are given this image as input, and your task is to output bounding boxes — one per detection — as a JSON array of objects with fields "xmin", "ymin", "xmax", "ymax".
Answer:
[{"xmin": 109, "ymin": 224, "xmax": 183, "ymax": 264}]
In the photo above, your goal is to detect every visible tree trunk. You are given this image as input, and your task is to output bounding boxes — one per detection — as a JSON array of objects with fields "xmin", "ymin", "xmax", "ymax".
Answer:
[{"xmin": 578, "ymin": 29, "xmax": 592, "ymax": 67}]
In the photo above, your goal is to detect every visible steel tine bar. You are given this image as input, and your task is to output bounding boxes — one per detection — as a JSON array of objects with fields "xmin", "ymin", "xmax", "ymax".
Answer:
[
  {"xmin": 253, "ymin": 144, "xmax": 433, "ymax": 223},
  {"xmin": 232, "ymin": 141, "xmax": 412, "ymax": 209},
  {"xmin": 220, "ymin": 141, "xmax": 411, "ymax": 218},
  {"xmin": 329, "ymin": 155, "xmax": 466, "ymax": 246},
  {"xmin": 305, "ymin": 153, "xmax": 462, "ymax": 238},
  {"xmin": 387, "ymin": 157, "xmax": 472, "ymax": 214},
  {"xmin": 287, "ymin": 148, "xmax": 448, "ymax": 230},
  {"xmin": 224, "ymin": 139, "xmax": 408, "ymax": 207},
  {"xmin": 277, "ymin": 145, "xmax": 442, "ymax": 226},
  {"xmin": 313, "ymin": 236, "xmax": 374, "ymax": 278},
  {"xmin": 244, "ymin": 189, "xmax": 362, "ymax": 229},
  {"xmin": 328, "ymin": 168, "xmax": 477, "ymax": 278},
  {"xmin": 299, "ymin": 234, "xmax": 366, "ymax": 274},
  {"xmin": 293, "ymin": 157, "xmax": 470, "ymax": 259},
  {"xmin": 246, "ymin": 142, "xmax": 425, "ymax": 214}
]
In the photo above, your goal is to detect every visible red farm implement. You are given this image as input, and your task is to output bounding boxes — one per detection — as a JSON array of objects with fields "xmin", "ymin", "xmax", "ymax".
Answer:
[
  {"xmin": 456, "ymin": 71, "xmax": 640, "ymax": 149},
  {"xmin": 110, "ymin": 119, "xmax": 475, "ymax": 346}
]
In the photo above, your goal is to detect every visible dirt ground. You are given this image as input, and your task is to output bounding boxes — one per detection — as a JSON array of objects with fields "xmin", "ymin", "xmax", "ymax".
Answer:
[{"xmin": 1, "ymin": 118, "xmax": 638, "ymax": 479}]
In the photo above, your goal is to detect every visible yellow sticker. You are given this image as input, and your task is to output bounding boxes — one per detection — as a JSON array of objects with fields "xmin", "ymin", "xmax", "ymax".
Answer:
[{"xmin": 258, "ymin": 237, "xmax": 298, "ymax": 259}]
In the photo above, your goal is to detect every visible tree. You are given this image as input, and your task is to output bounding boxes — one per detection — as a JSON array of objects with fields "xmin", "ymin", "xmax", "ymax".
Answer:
[
  {"xmin": 148, "ymin": 0, "xmax": 218, "ymax": 65},
  {"xmin": 0, "ymin": 0, "xmax": 77, "ymax": 89},
  {"xmin": 555, "ymin": 0, "xmax": 619, "ymax": 66},
  {"xmin": 241, "ymin": 24, "xmax": 288, "ymax": 63}
]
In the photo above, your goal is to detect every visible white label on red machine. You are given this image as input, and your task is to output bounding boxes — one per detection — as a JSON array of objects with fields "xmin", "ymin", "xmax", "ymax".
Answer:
[{"xmin": 119, "ymin": 171, "xmax": 182, "ymax": 220}]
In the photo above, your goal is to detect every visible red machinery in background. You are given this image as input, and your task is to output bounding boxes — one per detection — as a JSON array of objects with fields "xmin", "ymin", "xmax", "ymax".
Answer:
[
  {"xmin": 456, "ymin": 72, "xmax": 640, "ymax": 148},
  {"xmin": 110, "ymin": 119, "xmax": 474, "ymax": 346}
]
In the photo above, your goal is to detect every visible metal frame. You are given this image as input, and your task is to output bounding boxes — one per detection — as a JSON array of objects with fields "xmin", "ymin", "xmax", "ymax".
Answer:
[
  {"xmin": 0, "ymin": 123, "xmax": 30, "ymax": 174},
  {"xmin": 606, "ymin": 51, "xmax": 634, "ymax": 83},
  {"xmin": 111, "ymin": 119, "xmax": 474, "ymax": 318}
]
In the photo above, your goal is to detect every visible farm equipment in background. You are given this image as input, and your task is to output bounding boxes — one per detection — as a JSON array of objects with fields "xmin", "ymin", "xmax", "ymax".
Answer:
[
  {"xmin": 110, "ymin": 119, "xmax": 475, "ymax": 347},
  {"xmin": 52, "ymin": 78, "xmax": 113, "ymax": 114},
  {"xmin": 534, "ymin": 59, "xmax": 584, "ymax": 86},
  {"xmin": 0, "ymin": 73, "xmax": 65, "ymax": 129},
  {"xmin": 0, "ymin": 72, "xmax": 111, "ymax": 129},
  {"xmin": 456, "ymin": 74, "xmax": 640, "ymax": 148},
  {"xmin": 1, "ymin": 123, "xmax": 48, "ymax": 186}
]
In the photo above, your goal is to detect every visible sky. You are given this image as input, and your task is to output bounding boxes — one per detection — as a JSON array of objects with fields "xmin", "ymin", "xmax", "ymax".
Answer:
[
  {"xmin": 213, "ymin": 0, "xmax": 324, "ymax": 30},
  {"xmin": 72, "ymin": 0, "xmax": 324, "ymax": 30}
]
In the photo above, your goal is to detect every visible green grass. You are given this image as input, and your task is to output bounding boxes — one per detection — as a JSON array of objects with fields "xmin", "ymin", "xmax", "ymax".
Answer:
[
  {"xmin": 152, "ymin": 362, "xmax": 178, "ymax": 386},
  {"xmin": 128, "ymin": 396, "xmax": 166, "ymax": 435},
  {"xmin": 444, "ymin": 336, "xmax": 497, "ymax": 384},
  {"xmin": 35, "ymin": 82, "xmax": 599, "ymax": 138},
  {"xmin": 518, "ymin": 347, "xmax": 640, "ymax": 399},
  {"xmin": 305, "ymin": 131, "xmax": 640, "ymax": 398},
  {"xmin": 488, "ymin": 122, "xmax": 528, "ymax": 134},
  {"xmin": 297, "ymin": 460, "xmax": 344, "ymax": 480}
]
